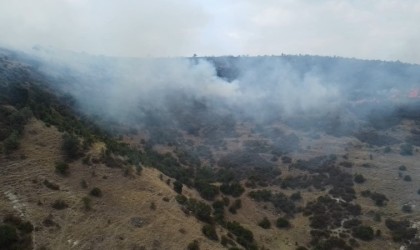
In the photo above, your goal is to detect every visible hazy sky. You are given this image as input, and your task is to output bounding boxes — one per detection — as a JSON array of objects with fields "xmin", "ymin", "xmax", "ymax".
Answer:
[{"xmin": 1, "ymin": 0, "xmax": 419, "ymax": 63}]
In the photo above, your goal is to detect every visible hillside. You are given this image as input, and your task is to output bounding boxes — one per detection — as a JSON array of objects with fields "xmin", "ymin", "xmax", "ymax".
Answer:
[{"xmin": 1, "ymin": 48, "xmax": 420, "ymax": 250}]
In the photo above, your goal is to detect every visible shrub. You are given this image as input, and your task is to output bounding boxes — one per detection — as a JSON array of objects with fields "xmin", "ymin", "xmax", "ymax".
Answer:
[
  {"xmin": 343, "ymin": 219, "xmax": 361, "ymax": 229},
  {"xmin": 400, "ymin": 143, "xmax": 413, "ymax": 156},
  {"xmin": 402, "ymin": 204, "xmax": 412, "ymax": 213},
  {"xmin": 226, "ymin": 221, "xmax": 254, "ymax": 244},
  {"xmin": 354, "ymin": 174, "xmax": 366, "ymax": 184},
  {"xmin": 202, "ymin": 224, "xmax": 218, "ymax": 241},
  {"xmin": 150, "ymin": 202, "xmax": 156, "ymax": 210},
  {"xmin": 212, "ymin": 200, "xmax": 225, "ymax": 224},
  {"xmin": 248, "ymin": 190, "xmax": 272, "ymax": 202},
  {"xmin": 52, "ymin": 199, "xmax": 68, "ymax": 210},
  {"xmin": 398, "ymin": 165, "xmax": 407, "ymax": 171},
  {"xmin": 80, "ymin": 179, "xmax": 88, "ymax": 189},
  {"xmin": 0, "ymin": 224, "xmax": 18, "ymax": 248},
  {"xmin": 55, "ymin": 162, "xmax": 69, "ymax": 176},
  {"xmin": 62, "ymin": 133, "xmax": 81, "ymax": 160},
  {"xmin": 404, "ymin": 175, "xmax": 412, "ymax": 181},
  {"xmin": 290, "ymin": 191, "xmax": 302, "ymax": 201},
  {"xmin": 385, "ymin": 219, "xmax": 417, "ymax": 242},
  {"xmin": 43, "ymin": 180, "xmax": 60, "ymax": 190},
  {"xmin": 89, "ymin": 187, "xmax": 102, "ymax": 197},
  {"xmin": 186, "ymin": 198, "xmax": 212, "ymax": 223},
  {"xmin": 173, "ymin": 180, "xmax": 183, "ymax": 194},
  {"xmin": 2, "ymin": 130, "xmax": 20, "ymax": 154},
  {"xmin": 229, "ymin": 199, "xmax": 242, "ymax": 214},
  {"xmin": 175, "ymin": 194, "xmax": 187, "ymax": 205},
  {"xmin": 220, "ymin": 182, "xmax": 245, "ymax": 197},
  {"xmin": 276, "ymin": 217, "xmax": 290, "ymax": 228},
  {"xmin": 352, "ymin": 226, "xmax": 374, "ymax": 241},
  {"xmin": 82, "ymin": 197, "xmax": 92, "ymax": 210},
  {"xmin": 187, "ymin": 240, "xmax": 200, "ymax": 250},
  {"xmin": 258, "ymin": 217, "xmax": 271, "ymax": 229},
  {"xmin": 195, "ymin": 180, "xmax": 219, "ymax": 201}
]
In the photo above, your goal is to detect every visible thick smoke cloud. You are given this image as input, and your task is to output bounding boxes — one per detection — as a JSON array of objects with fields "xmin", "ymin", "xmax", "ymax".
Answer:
[{"xmin": 29, "ymin": 48, "xmax": 344, "ymax": 126}]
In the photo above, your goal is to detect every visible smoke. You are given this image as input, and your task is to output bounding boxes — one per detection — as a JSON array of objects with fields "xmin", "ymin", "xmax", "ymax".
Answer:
[{"xmin": 27, "ymin": 48, "xmax": 347, "ymax": 126}]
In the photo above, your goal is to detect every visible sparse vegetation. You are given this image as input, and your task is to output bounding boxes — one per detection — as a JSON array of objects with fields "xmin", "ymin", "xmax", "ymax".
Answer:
[
  {"xmin": 258, "ymin": 217, "xmax": 271, "ymax": 229},
  {"xmin": 82, "ymin": 197, "xmax": 92, "ymax": 210},
  {"xmin": 187, "ymin": 240, "xmax": 200, "ymax": 250},
  {"xmin": 202, "ymin": 224, "xmax": 218, "ymax": 241},
  {"xmin": 276, "ymin": 217, "xmax": 290, "ymax": 229},
  {"xmin": 62, "ymin": 133, "xmax": 81, "ymax": 160},
  {"xmin": 403, "ymin": 175, "xmax": 412, "ymax": 181},
  {"xmin": 354, "ymin": 174, "xmax": 366, "ymax": 184},
  {"xmin": 220, "ymin": 182, "xmax": 245, "ymax": 197},
  {"xmin": 400, "ymin": 143, "xmax": 413, "ymax": 156},
  {"xmin": 89, "ymin": 187, "xmax": 103, "ymax": 197},
  {"xmin": 385, "ymin": 219, "xmax": 417, "ymax": 242},
  {"xmin": 43, "ymin": 179, "xmax": 60, "ymax": 190},
  {"xmin": 52, "ymin": 199, "xmax": 68, "ymax": 210},
  {"xmin": 173, "ymin": 180, "xmax": 183, "ymax": 194},
  {"xmin": 352, "ymin": 225, "xmax": 374, "ymax": 241},
  {"xmin": 55, "ymin": 162, "xmax": 69, "ymax": 176}
]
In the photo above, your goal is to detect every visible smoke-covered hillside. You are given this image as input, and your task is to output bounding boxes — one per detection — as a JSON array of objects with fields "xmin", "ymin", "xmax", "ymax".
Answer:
[{"xmin": 1, "ymin": 47, "xmax": 420, "ymax": 250}]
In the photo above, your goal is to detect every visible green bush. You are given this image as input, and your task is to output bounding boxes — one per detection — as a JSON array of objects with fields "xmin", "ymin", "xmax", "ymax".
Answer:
[
  {"xmin": 352, "ymin": 225, "xmax": 374, "ymax": 241},
  {"xmin": 276, "ymin": 217, "xmax": 290, "ymax": 228},
  {"xmin": 175, "ymin": 194, "xmax": 187, "ymax": 205},
  {"xmin": 404, "ymin": 175, "xmax": 412, "ymax": 182},
  {"xmin": 0, "ymin": 224, "xmax": 18, "ymax": 248},
  {"xmin": 82, "ymin": 197, "xmax": 92, "ymax": 210},
  {"xmin": 52, "ymin": 199, "xmax": 68, "ymax": 210},
  {"xmin": 290, "ymin": 191, "xmax": 302, "ymax": 201},
  {"xmin": 173, "ymin": 180, "xmax": 183, "ymax": 194},
  {"xmin": 220, "ymin": 182, "xmax": 245, "ymax": 197},
  {"xmin": 226, "ymin": 221, "xmax": 254, "ymax": 245},
  {"xmin": 43, "ymin": 180, "xmax": 60, "ymax": 190},
  {"xmin": 258, "ymin": 217, "xmax": 271, "ymax": 229},
  {"xmin": 202, "ymin": 224, "xmax": 218, "ymax": 241},
  {"xmin": 55, "ymin": 162, "xmax": 69, "ymax": 176},
  {"xmin": 400, "ymin": 143, "xmax": 413, "ymax": 156},
  {"xmin": 354, "ymin": 174, "xmax": 366, "ymax": 184},
  {"xmin": 187, "ymin": 240, "xmax": 200, "ymax": 250},
  {"xmin": 2, "ymin": 130, "xmax": 20, "ymax": 154},
  {"xmin": 90, "ymin": 187, "xmax": 102, "ymax": 197},
  {"xmin": 402, "ymin": 204, "xmax": 412, "ymax": 213},
  {"xmin": 80, "ymin": 179, "xmax": 88, "ymax": 189},
  {"xmin": 62, "ymin": 133, "xmax": 81, "ymax": 160}
]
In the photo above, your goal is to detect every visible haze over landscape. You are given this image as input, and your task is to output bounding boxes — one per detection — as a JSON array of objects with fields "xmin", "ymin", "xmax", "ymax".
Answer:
[
  {"xmin": 1, "ymin": 0, "xmax": 420, "ymax": 63},
  {"xmin": 0, "ymin": 1, "xmax": 420, "ymax": 250}
]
